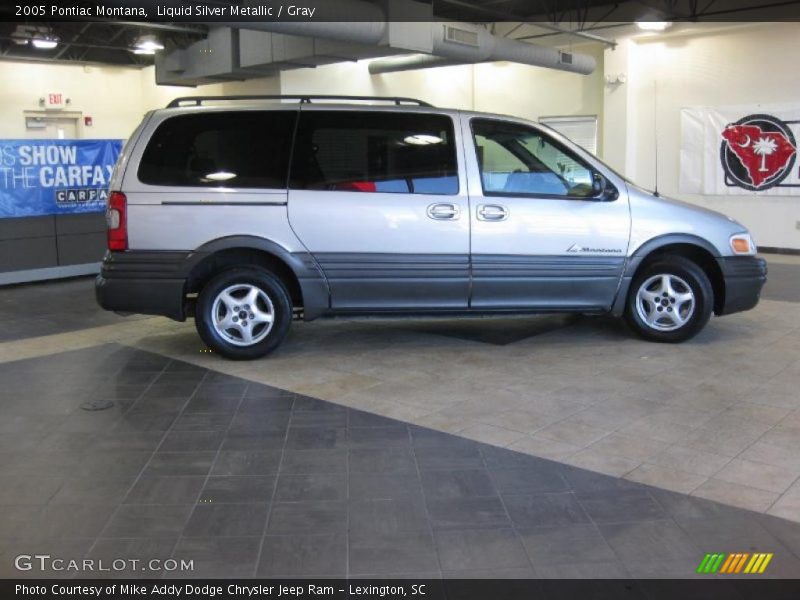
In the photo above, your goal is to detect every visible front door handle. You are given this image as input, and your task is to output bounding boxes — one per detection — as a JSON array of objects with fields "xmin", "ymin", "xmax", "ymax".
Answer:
[
  {"xmin": 427, "ymin": 203, "xmax": 461, "ymax": 220},
  {"xmin": 477, "ymin": 204, "xmax": 509, "ymax": 221}
]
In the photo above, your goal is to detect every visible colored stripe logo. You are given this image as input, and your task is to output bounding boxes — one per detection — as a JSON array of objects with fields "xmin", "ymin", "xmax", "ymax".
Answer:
[{"xmin": 696, "ymin": 552, "xmax": 773, "ymax": 574}]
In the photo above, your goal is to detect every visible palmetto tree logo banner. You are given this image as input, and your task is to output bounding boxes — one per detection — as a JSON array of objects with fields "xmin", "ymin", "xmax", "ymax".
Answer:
[{"xmin": 680, "ymin": 105, "xmax": 800, "ymax": 195}]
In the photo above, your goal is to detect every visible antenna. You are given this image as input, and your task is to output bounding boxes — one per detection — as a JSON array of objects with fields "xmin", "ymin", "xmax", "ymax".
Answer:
[{"xmin": 653, "ymin": 80, "xmax": 660, "ymax": 197}]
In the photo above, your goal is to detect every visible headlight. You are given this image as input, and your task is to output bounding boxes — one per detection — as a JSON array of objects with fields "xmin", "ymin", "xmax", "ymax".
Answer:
[{"xmin": 730, "ymin": 233, "xmax": 756, "ymax": 255}]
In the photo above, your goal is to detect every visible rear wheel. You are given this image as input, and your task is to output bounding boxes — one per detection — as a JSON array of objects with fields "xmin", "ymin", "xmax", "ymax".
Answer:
[
  {"xmin": 195, "ymin": 268, "xmax": 291, "ymax": 359},
  {"xmin": 624, "ymin": 256, "xmax": 713, "ymax": 343}
]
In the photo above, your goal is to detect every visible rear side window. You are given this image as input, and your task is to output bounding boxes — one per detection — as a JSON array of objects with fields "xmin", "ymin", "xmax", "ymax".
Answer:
[
  {"xmin": 138, "ymin": 111, "xmax": 297, "ymax": 188},
  {"xmin": 289, "ymin": 111, "xmax": 458, "ymax": 195}
]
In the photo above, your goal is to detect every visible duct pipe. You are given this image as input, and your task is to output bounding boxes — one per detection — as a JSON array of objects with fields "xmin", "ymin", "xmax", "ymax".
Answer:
[
  {"xmin": 370, "ymin": 24, "xmax": 595, "ymax": 75},
  {"xmin": 366, "ymin": 53, "xmax": 464, "ymax": 74},
  {"xmin": 212, "ymin": 0, "xmax": 387, "ymax": 46},
  {"xmin": 223, "ymin": 0, "xmax": 596, "ymax": 75}
]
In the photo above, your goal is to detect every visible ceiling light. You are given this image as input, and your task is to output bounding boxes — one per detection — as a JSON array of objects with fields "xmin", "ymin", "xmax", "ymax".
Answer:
[
  {"xmin": 636, "ymin": 21, "xmax": 672, "ymax": 32},
  {"xmin": 133, "ymin": 35, "xmax": 164, "ymax": 55},
  {"xmin": 31, "ymin": 36, "xmax": 58, "ymax": 50}
]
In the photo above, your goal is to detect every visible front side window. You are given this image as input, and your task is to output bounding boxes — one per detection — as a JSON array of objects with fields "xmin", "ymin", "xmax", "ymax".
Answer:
[
  {"xmin": 472, "ymin": 118, "xmax": 596, "ymax": 198},
  {"xmin": 138, "ymin": 111, "xmax": 297, "ymax": 188},
  {"xmin": 289, "ymin": 111, "xmax": 458, "ymax": 195}
]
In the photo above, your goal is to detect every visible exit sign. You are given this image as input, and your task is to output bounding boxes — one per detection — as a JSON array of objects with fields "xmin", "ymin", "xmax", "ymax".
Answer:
[{"xmin": 45, "ymin": 92, "xmax": 65, "ymax": 109}]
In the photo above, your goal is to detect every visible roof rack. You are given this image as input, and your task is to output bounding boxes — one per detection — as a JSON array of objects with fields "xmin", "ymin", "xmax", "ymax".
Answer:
[{"xmin": 166, "ymin": 95, "xmax": 433, "ymax": 108}]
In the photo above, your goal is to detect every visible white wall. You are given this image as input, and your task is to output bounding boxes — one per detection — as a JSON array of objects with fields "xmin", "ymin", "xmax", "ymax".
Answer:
[
  {"xmin": 0, "ymin": 61, "xmax": 280, "ymax": 140},
  {"xmin": 608, "ymin": 23, "xmax": 800, "ymax": 249}
]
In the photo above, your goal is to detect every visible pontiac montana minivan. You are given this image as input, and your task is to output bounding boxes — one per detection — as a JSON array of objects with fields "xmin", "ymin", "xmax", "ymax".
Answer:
[{"xmin": 96, "ymin": 95, "xmax": 767, "ymax": 359}]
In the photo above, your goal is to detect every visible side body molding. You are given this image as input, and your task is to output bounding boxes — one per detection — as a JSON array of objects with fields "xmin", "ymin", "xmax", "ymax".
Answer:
[{"xmin": 180, "ymin": 236, "xmax": 331, "ymax": 320}]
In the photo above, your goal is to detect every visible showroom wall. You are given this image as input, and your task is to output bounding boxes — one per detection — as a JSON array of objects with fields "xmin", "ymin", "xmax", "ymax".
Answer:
[
  {"xmin": 606, "ymin": 23, "xmax": 800, "ymax": 249},
  {"xmin": 0, "ymin": 61, "xmax": 278, "ymax": 282}
]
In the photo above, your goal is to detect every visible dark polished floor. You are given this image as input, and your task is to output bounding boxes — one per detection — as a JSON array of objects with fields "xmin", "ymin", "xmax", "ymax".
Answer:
[{"xmin": 1, "ymin": 345, "xmax": 799, "ymax": 579}]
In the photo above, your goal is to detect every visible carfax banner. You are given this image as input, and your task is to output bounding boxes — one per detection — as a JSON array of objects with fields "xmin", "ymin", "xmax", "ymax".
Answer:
[
  {"xmin": 680, "ymin": 105, "xmax": 800, "ymax": 196},
  {"xmin": 0, "ymin": 139, "xmax": 122, "ymax": 218}
]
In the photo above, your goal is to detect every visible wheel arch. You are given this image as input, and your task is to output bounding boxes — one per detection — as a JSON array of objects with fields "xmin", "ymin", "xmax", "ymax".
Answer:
[
  {"xmin": 180, "ymin": 236, "xmax": 330, "ymax": 319},
  {"xmin": 613, "ymin": 234, "xmax": 726, "ymax": 316}
]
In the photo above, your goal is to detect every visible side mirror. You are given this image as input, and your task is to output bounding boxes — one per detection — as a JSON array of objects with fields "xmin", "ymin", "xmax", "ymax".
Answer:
[
  {"xmin": 592, "ymin": 173, "xmax": 607, "ymax": 197},
  {"xmin": 592, "ymin": 173, "xmax": 618, "ymax": 201}
]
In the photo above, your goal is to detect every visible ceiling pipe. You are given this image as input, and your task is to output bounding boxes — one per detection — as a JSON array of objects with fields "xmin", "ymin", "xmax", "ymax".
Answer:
[
  {"xmin": 369, "ymin": 23, "xmax": 596, "ymax": 75},
  {"xmin": 216, "ymin": 0, "xmax": 596, "ymax": 75},
  {"xmin": 367, "ymin": 53, "xmax": 465, "ymax": 74}
]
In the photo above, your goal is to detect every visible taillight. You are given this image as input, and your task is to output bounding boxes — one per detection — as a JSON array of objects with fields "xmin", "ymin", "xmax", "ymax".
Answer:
[{"xmin": 106, "ymin": 191, "xmax": 127, "ymax": 251}]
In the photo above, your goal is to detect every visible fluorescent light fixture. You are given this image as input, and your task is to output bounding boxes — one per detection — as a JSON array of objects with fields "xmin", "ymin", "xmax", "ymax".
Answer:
[
  {"xmin": 133, "ymin": 35, "xmax": 165, "ymax": 55},
  {"xmin": 202, "ymin": 171, "xmax": 237, "ymax": 182},
  {"xmin": 403, "ymin": 134, "xmax": 443, "ymax": 146},
  {"xmin": 31, "ymin": 37, "xmax": 58, "ymax": 50},
  {"xmin": 636, "ymin": 21, "xmax": 672, "ymax": 32}
]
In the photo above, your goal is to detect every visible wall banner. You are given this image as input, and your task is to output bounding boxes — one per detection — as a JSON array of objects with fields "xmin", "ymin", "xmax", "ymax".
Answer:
[
  {"xmin": 680, "ymin": 106, "xmax": 799, "ymax": 196},
  {"xmin": 0, "ymin": 139, "xmax": 123, "ymax": 218}
]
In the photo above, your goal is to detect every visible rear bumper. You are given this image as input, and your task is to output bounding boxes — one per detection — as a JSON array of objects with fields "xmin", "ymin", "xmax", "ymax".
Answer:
[
  {"xmin": 717, "ymin": 256, "xmax": 767, "ymax": 315},
  {"xmin": 95, "ymin": 251, "xmax": 190, "ymax": 321}
]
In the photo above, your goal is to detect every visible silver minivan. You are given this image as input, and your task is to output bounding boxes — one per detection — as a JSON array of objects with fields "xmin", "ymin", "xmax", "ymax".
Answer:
[{"xmin": 96, "ymin": 95, "xmax": 767, "ymax": 359}]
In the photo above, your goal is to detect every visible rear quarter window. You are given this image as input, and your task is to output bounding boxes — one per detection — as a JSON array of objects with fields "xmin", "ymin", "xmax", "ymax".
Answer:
[{"xmin": 138, "ymin": 111, "xmax": 297, "ymax": 188}]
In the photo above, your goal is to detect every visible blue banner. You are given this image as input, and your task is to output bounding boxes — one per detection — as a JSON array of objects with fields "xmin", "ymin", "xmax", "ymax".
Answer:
[{"xmin": 0, "ymin": 139, "xmax": 123, "ymax": 218}]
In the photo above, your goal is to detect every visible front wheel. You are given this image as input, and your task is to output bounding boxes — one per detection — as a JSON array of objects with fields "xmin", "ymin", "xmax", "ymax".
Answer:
[
  {"xmin": 624, "ymin": 256, "xmax": 714, "ymax": 343},
  {"xmin": 195, "ymin": 268, "xmax": 292, "ymax": 360}
]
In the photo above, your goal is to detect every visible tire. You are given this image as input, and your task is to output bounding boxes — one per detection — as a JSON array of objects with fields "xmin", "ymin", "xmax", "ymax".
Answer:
[
  {"xmin": 195, "ymin": 267, "xmax": 292, "ymax": 360},
  {"xmin": 624, "ymin": 256, "xmax": 714, "ymax": 343}
]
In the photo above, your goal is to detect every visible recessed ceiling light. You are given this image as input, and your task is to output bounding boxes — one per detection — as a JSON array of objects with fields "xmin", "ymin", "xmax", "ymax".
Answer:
[
  {"xmin": 133, "ymin": 35, "xmax": 164, "ymax": 55},
  {"xmin": 31, "ymin": 37, "xmax": 58, "ymax": 50},
  {"xmin": 636, "ymin": 21, "xmax": 672, "ymax": 32}
]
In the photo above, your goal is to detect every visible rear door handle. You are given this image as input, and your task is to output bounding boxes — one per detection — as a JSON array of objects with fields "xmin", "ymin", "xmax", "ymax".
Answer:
[
  {"xmin": 427, "ymin": 203, "xmax": 460, "ymax": 220},
  {"xmin": 477, "ymin": 204, "xmax": 509, "ymax": 221}
]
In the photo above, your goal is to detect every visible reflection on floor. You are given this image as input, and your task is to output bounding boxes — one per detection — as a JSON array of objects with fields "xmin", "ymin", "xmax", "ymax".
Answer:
[{"xmin": 0, "ymin": 345, "xmax": 799, "ymax": 579}]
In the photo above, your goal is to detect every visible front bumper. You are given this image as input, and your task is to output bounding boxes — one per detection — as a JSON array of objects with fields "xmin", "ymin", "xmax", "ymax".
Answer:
[
  {"xmin": 95, "ymin": 251, "xmax": 190, "ymax": 321},
  {"xmin": 717, "ymin": 256, "xmax": 767, "ymax": 315}
]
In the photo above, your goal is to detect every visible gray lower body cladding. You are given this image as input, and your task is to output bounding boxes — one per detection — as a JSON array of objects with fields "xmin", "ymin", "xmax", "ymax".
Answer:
[{"xmin": 96, "ymin": 251, "xmax": 633, "ymax": 321}]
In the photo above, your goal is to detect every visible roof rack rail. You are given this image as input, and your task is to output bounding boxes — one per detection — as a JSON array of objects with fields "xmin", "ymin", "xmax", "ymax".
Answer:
[{"xmin": 166, "ymin": 95, "xmax": 433, "ymax": 108}]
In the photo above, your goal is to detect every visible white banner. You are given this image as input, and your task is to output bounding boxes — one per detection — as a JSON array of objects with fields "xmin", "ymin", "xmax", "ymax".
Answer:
[{"xmin": 680, "ymin": 105, "xmax": 799, "ymax": 196}]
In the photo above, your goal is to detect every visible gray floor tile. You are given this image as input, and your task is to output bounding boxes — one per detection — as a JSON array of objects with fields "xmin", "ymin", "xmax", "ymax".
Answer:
[
  {"xmin": 102, "ymin": 505, "xmax": 193, "ymax": 538},
  {"xmin": 221, "ymin": 432, "xmax": 287, "ymax": 451},
  {"xmin": 285, "ymin": 427, "xmax": 347, "ymax": 450},
  {"xmin": 280, "ymin": 449, "xmax": 347, "ymax": 474},
  {"xmin": 349, "ymin": 447, "xmax": 416, "ymax": 473},
  {"xmin": 420, "ymin": 468, "xmax": 497, "ymax": 499},
  {"xmin": 578, "ymin": 489, "xmax": 666, "ymax": 524},
  {"xmin": 504, "ymin": 493, "xmax": 591, "ymax": 528},
  {"xmin": 517, "ymin": 524, "xmax": 617, "ymax": 566},
  {"xmin": 182, "ymin": 504, "xmax": 267, "ymax": 537},
  {"xmin": 49, "ymin": 478, "xmax": 132, "ymax": 505},
  {"xmin": 172, "ymin": 413, "xmax": 234, "ymax": 432},
  {"xmin": 124, "ymin": 476, "xmax": 205, "ymax": 505},
  {"xmin": 349, "ymin": 471, "xmax": 424, "ymax": 500},
  {"xmin": 598, "ymin": 520, "xmax": 700, "ymax": 562},
  {"xmin": 349, "ymin": 530, "xmax": 438, "ymax": 575},
  {"xmin": 171, "ymin": 537, "xmax": 261, "ymax": 578},
  {"xmin": 414, "ymin": 445, "xmax": 485, "ymax": 471},
  {"xmin": 158, "ymin": 431, "xmax": 225, "ymax": 453},
  {"xmin": 257, "ymin": 533, "xmax": 346, "ymax": 577},
  {"xmin": 198, "ymin": 476, "xmax": 275, "ymax": 504},
  {"xmin": 274, "ymin": 473, "xmax": 347, "ymax": 502},
  {"xmin": 144, "ymin": 452, "xmax": 216, "ymax": 477},
  {"xmin": 426, "ymin": 496, "xmax": 510, "ymax": 530},
  {"xmin": 349, "ymin": 496, "xmax": 430, "ymax": 535},
  {"xmin": 211, "ymin": 450, "xmax": 282, "ymax": 476},
  {"xmin": 228, "ymin": 411, "xmax": 291, "ymax": 433},
  {"xmin": 267, "ymin": 501, "xmax": 347, "ymax": 534},
  {"xmin": 489, "ymin": 466, "xmax": 570, "ymax": 495},
  {"xmin": 349, "ymin": 426, "xmax": 410, "ymax": 448},
  {"xmin": 434, "ymin": 528, "xmax": 530, "ymax": 571}
]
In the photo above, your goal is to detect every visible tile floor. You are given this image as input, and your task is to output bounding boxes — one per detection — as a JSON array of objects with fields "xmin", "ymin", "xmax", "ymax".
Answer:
[{"xmin": 1, "ymin": 345, "xmax": 800, "ymax": 579}]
